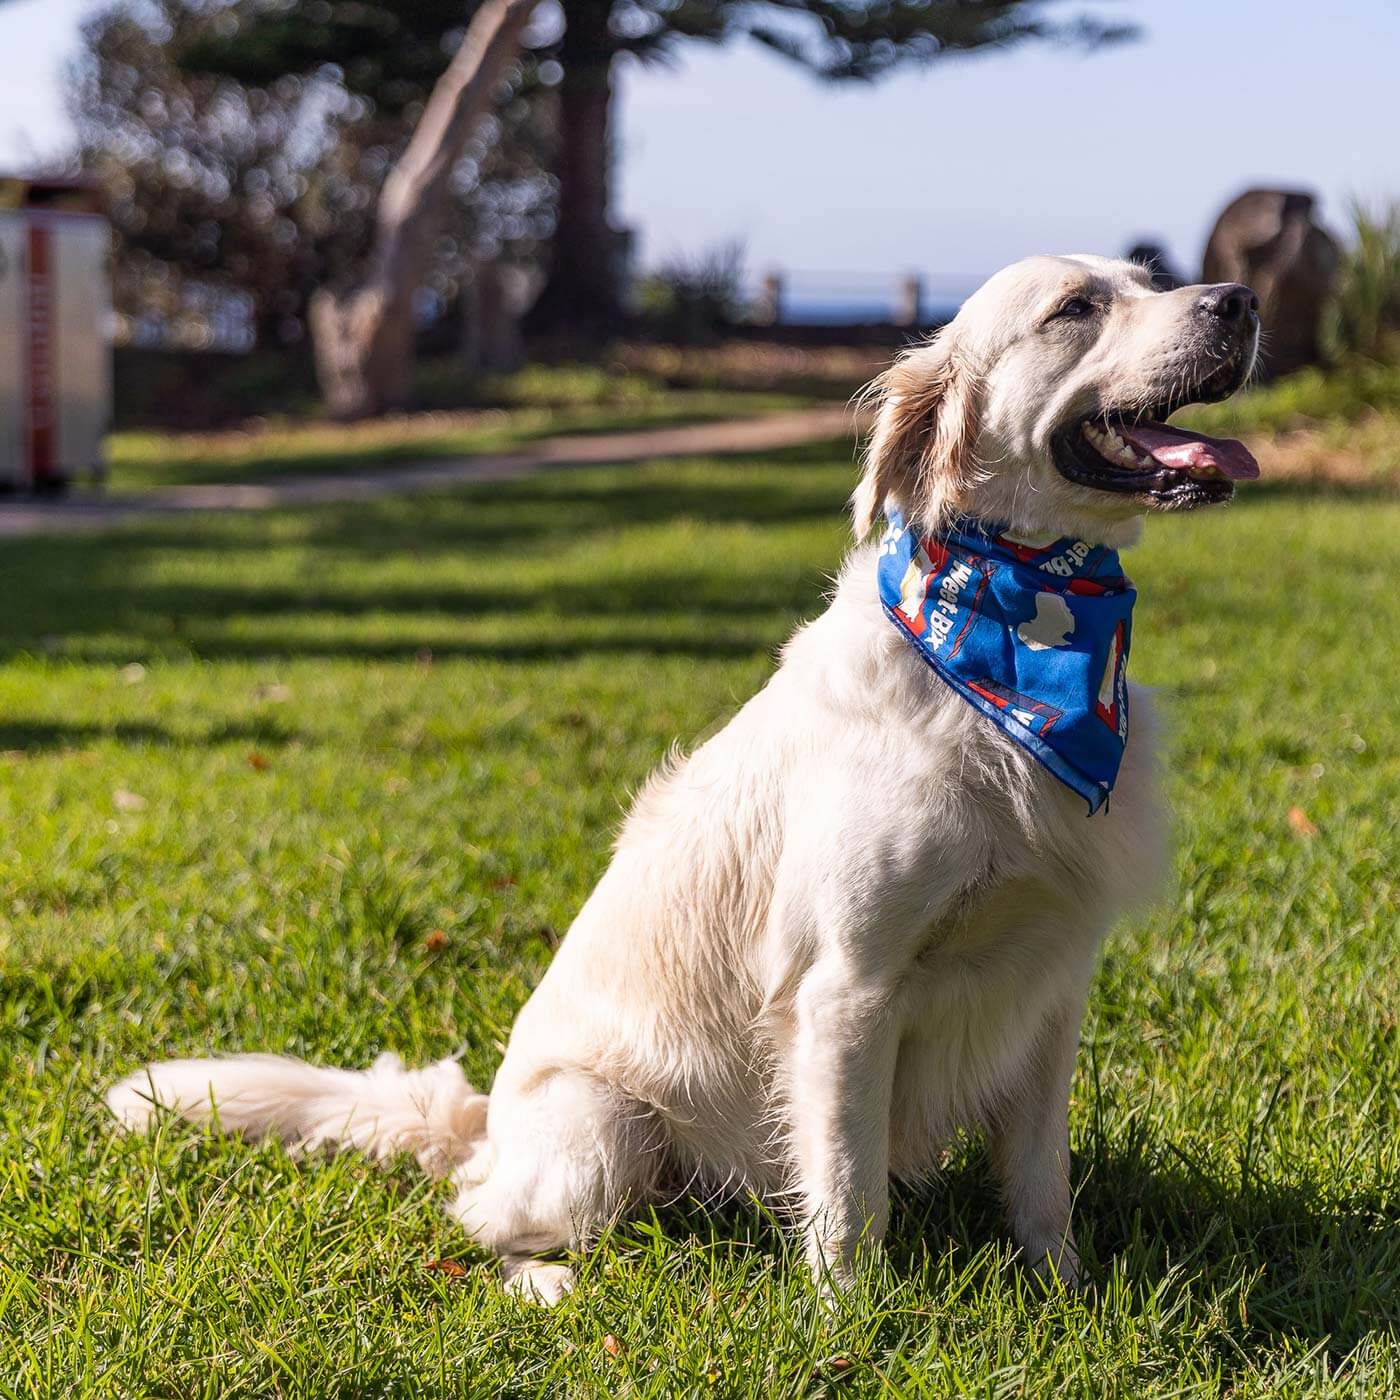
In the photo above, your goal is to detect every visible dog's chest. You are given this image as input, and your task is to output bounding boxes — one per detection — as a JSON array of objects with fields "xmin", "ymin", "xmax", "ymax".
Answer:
[
  {"xmin": 884, "ymin": 642, "xmax": 1162, "ymax": 914},
  {"xmin": 877, "ymin": 693, "xmax": 1159, "ymax": 1172},
  {"xmin": 882, "ymin": 855, "xmax": 1090, "ymax": 1174}
]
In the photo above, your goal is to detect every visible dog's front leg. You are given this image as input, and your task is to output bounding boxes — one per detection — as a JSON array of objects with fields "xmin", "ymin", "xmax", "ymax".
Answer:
[
  {"xmin": 789, "ymin": 957, "xmax": 899, "ymax": 1291},
  {"xmin": 987, "ymin": 995, "xmax": 1085, "ymax": 1288}
]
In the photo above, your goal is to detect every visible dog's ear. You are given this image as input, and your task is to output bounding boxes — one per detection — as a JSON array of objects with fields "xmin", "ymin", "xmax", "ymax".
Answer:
[{"xmin": 851, "ymin": 336, "xmax": 981, "ymax": 538}]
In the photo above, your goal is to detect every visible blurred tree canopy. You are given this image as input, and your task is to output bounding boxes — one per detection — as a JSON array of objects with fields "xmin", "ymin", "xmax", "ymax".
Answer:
[
  {"xmin": 528, "ymin": 0, "xmax": 1136, "ymax": 332},
  {"xmin": 71, "ymin": 0, "xmax": 1134, "ymax": 369},
  {"xmin": 73, "ymin": 0, "xmax": 552, "ymax": 350}
]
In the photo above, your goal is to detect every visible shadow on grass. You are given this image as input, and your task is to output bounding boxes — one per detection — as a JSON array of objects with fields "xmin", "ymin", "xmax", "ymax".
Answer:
[
  {"xmin": 0, "ymin": 717, "xmax": 303, "ymax": 753},
  {"xmin": 1075, "ymin": 1150, "xmax": 1400, "ymax": 1361},
  {"xmin": 0, "ymin": 460, "xmax": 1388, "ymax": 669},
  {"xmin": 613, "ymin": 1131, "xmax": 1400, "ymax": 1376},
  {"xmin": 0, "ymin": 456, "xmax": 848, "ymax": 665}
]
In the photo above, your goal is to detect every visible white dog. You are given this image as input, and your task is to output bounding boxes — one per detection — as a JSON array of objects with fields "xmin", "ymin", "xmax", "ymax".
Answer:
[{"xmin": 109, "ymin": 255, "xmax": 1260, "ymax": 1303}]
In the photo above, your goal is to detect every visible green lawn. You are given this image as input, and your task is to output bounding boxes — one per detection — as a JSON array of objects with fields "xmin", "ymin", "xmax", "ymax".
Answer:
[
  {"xmin": 108, "ymin": 362, "xmax": 814, "ymax": 492},
  {"xmin": 1, "ymin": 444, "xmax": 1397, "ymax": 1397},
  {"xmin": 103, "ymin": 351, "xmax": 1400, "ymax": 496}
]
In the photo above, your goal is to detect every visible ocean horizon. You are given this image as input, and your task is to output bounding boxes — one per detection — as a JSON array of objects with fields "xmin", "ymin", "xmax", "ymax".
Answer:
[{"xmin": 773, "ymin": 295, "xmax": 964, "ymax": 326}]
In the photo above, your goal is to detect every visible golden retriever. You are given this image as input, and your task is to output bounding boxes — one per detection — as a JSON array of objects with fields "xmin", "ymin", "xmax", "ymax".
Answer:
[{"xmin": 109, "ymin": 255, "xmax": 1261, "ymax": 1303}]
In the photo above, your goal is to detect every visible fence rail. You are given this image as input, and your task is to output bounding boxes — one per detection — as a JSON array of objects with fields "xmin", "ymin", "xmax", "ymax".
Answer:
[{"xmin": 747, "ymin": 270, "xmax": 984, "ymax": 327}]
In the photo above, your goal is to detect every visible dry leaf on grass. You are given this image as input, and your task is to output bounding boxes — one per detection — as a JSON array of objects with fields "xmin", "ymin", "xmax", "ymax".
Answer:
[
  {"xmin": 423, "ymin": 930, "xmax": 450, "ymax": 953},
  {"xmin": 113, "ymin": 789, "xmax": 147, "ymax": 813},
  {"xmin": 1287, "ymin": 806, "xmax": 1318, "ymax": 838},
  {"xmin": 424, "ymin": 1258, "xmax": 466, "ymax": 1278},
  {"xmin": 247, "ymin": 752, "xmax": 270, "ymax": 771},
  {"xmin": 602, "ymin": 1334, "xmax": 621, "ymax": 1357}
]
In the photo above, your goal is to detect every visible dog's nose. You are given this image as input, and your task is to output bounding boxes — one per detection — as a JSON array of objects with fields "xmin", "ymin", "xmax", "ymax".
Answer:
[{"xmin": 1199, "ymin": 283, "xmax": 1259, "ymax": 324}]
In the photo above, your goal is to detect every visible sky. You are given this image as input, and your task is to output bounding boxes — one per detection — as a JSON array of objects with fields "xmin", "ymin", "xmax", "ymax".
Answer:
[{"xmin": 0, "ymin": 0, "xmax": 1395, "ymax": 300}]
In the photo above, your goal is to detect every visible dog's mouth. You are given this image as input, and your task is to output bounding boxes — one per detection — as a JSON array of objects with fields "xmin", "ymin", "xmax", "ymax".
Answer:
[{"xmin": 1051, "ymin": 354, "xmax": 1259, "ymax": 510}]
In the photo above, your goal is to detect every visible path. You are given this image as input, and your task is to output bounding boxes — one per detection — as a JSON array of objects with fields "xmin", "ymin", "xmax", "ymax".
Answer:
[{"xmin": 0, "ymin": 406, "xmax": 858, "ymax": 539}]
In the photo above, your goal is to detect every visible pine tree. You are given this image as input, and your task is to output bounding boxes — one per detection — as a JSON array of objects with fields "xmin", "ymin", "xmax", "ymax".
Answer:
[{"xmin": 527, "ymin": 0, "xmax": 1135, "ymax": 332}]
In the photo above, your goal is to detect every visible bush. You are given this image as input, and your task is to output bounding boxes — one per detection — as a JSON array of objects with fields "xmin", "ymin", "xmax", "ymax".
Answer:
[
  {"xmin": 635, "ymin": 242, "xmax": 746, "ymax": 342},
  {"xmin": 1325, "ymin": 201, "xmax": 1400, "ymax": 362}
]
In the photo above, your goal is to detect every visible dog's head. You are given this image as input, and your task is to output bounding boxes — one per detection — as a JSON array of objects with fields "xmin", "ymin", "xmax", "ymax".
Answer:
[{"xmin": 853, "ymin": 254, "xmax": 1261, "ymax": 543}]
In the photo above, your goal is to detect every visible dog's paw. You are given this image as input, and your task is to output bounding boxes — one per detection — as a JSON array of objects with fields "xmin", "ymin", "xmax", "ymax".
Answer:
[
  {"xmin": 1022, "ymin": 1238, "xmax": 1082, "ymax": 1292},
  {"xmin": 503, "ymin": 1259, "xmax": 575, "ymax": 1306},
  {"xmin": 805, "ymin": 1238, "xmax": 883, "ymax": 1314}
]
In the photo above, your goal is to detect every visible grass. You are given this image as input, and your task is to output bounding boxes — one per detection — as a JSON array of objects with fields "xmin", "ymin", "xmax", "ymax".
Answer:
[
  {"xmin": 1169, "ymin": 358, "xmax": 1400, "ymax": 490},
  {"xmin": 1185, "ymin": 356, "xmax": 1400, "ymax": 438},
  {"xmin": 106, "ymin": 362, "xmax": 815, "ymax": 491},
  {"xmin": 104, "ymin": 346, "xmax": 1400, "ymax": 498},
  {"xmin": 0, "ymin": 442, "xmax": 1397, "ymax": 1396}
]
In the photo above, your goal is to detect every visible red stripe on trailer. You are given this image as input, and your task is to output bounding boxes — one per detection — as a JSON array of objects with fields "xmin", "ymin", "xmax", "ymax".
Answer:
[{"xmin": 26, "ymin": 222, "xmax": 56, "ymax": 485}]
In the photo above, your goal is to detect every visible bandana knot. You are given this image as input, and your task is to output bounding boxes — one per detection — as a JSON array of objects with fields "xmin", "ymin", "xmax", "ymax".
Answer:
[{"xmin": 877, "ymin": 509, "xmax": 1136, "ymax": 813}]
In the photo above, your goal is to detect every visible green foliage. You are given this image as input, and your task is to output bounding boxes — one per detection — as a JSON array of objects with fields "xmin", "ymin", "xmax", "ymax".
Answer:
[
  {"xmin": 1323, "ymin": 201, "xmax": 1400, "ymax": 363},
  {"xmin": 635, "ymin": 242, "xmax": 747, "ymax": 341},
  {"xmin": 0, "ymin": 445, "xmax": 1397, "ymax": 1392},
  {"xmin": 175, "ymin": 0, "xmax": 498, "ymax": 118},
  {"xmin": 1185, "ymin": 355, "xmax": 1400, "ymax": 436},
  {"xmin": 73, "ymin": 0, "xmax": 550, "ymax": 349},
  {"xmin": 600, "ymin": 0, "xmax": 1135, "ymax": 75}
]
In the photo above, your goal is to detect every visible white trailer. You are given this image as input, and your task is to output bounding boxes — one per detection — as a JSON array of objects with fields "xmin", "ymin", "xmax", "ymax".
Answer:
[{"xmin": 0, "ymin": 179, "xmax": 111, "ymax": 492}]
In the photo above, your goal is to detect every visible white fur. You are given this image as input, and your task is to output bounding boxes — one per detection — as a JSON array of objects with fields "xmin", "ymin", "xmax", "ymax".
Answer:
[
  {"xmin": 108, "ymin": 255, "xmax": 1257, "ymax": 1300},
  {"xmin": 106, "ymin": 1052, "xmax": 487, "ymax": 1178}
]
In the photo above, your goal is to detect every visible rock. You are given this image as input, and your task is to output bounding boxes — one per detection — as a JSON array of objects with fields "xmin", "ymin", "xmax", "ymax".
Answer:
[{"xmin": 1202, "ymin": 189, "xmax": 1341, "ymax": 377}]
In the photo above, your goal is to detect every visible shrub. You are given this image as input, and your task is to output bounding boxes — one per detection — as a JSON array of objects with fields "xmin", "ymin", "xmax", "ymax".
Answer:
[
  {"xmin": 1325, "ymin": 201, "xmax": 1400, "ymax": 362},
  {"xmin": 635, "ymin": 242, "xmax": 747, "ymax": 342}
]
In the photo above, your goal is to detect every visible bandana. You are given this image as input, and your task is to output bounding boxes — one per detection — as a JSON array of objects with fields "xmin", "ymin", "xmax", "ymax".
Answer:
[{"xmin": 877, "ymin": 509, "xmax": 1135, "ymax": 813}]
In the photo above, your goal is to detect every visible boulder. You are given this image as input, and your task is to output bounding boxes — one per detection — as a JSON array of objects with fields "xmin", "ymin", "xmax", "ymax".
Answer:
[{"xmin": 1202, "ymin": 189, "xmax": 1341, "ymax": 377}]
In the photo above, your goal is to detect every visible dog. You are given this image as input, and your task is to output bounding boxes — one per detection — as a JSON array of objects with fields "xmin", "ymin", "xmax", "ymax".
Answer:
[{"xmin": 108, "ymin": 255, "xmax": 1261, "ymax": 1304}]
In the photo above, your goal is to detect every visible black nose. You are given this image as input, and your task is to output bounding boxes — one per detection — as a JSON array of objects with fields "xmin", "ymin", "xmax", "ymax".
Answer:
[{"xmin": 1199, "ymin": 283, "xmax": 1259, "ymax": 324}]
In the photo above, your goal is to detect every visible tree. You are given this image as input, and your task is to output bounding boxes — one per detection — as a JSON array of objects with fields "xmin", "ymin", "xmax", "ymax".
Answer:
[
  {"xmin": 307, "ymin": 0, "xmax": 544, "ymax": 418},
  {"xmin": 527, "ymin": 0, "xmax": 1137, "ymax": 334},
  {"xmin": 72, "ymin": 0, "xmax": 550, "ymax": 353}
]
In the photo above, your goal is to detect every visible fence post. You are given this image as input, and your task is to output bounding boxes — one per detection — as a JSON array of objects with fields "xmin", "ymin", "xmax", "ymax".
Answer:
[
  {"xmin": 756, "ymin": 271, "xmax": 784, "ymax": 326},
  {"xmin": 895, "ymin": 273, "xmax": 923, "ymax": 328}
]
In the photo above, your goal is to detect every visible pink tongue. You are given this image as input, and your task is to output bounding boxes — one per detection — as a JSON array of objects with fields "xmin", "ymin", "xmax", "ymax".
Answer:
[{"xmin": 1119, "ymin": 421, "xmax": 1260, "ymax": 480}]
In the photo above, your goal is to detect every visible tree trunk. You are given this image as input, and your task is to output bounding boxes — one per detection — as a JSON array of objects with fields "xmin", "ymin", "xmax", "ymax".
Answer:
[
  {"xmin": 310, "ymin": 0, "xmax": 540, "ymax": 420},
  {"xmin": 462, "ymin": 261, "xmax": 525, "ymax": 375},
  {"xmin": 526, "ymin": 3, "xmax": 621, "ymax": 333}
]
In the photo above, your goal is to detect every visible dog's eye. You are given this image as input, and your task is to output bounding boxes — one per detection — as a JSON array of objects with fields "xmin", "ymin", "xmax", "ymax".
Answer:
[{"xmin": 1049, "ymin": 296, "xmax": 1096, "ymax": 321}]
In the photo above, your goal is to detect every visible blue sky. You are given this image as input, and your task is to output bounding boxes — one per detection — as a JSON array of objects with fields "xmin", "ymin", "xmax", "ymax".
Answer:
[{"xmin": 1, "ymin": 0, "xmax": 1394, "ymax": 296}]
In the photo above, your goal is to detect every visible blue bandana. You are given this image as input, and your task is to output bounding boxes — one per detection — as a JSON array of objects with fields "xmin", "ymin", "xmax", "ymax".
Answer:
[{"xmin": 877, "ymin": 509, "xmax": 1135, "ymax": 813}]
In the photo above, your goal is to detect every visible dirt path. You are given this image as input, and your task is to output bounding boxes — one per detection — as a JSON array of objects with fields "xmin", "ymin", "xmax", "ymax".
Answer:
[{"xmin": 0, "ymin": 406, "xmax": 859, "ymax": 539}]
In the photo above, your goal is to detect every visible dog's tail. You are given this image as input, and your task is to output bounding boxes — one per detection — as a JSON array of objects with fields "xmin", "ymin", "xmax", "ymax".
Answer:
[{"xmin": 105, "ymin": 1052, "xmax": 488, "ymax": 1179}]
